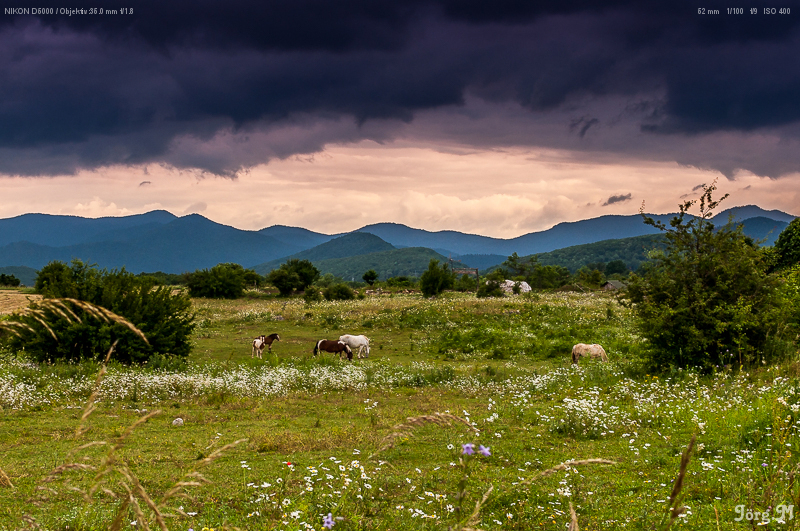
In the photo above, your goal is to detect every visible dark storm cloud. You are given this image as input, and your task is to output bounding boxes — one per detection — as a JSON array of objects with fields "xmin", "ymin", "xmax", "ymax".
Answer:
[
  {"xmin": 2, "ymin": 0, "xmax": 800, "ymax": 176},
  {"xmin": 602, "ymin": 193, "xmax": 632, "ymax": 206}
]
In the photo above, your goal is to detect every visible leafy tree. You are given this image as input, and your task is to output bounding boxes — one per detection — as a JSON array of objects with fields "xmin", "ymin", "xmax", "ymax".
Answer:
[
  {"xmin": 362, "ymin": 269, "xmax": 379, "ymax": 286},
  {"xmin": 7, "ymin": 260, "xmax": 194, "ymax": 364},
  {"xmin": 605, "ymin": 260, "xmax": 629, "ymax": 277},
  {"xmin": 0, "ymin": 273, "xmax": 20, "ymax": 287},
  {"xmin": 527, "ymin": 264, "xmax": 571, "ymax": 289},
  {"xmin": 186, "ymin": 263, "xmax": 250, "ymax": 299},
  {"xmin": 501, "ymin": 252, "xmax": 535, "ymax": 278},
  {"xmin": 419, "ymin": 259, "xmax": 454, "ymax": 297},
  {"xmin": 267, "ymin": 268, "xmax": 300, "ymax": 297},
  {"xmin": 577, "ymin": 266, "xmax": 605, "ymax": 287},
  {"xmin": 774, "ymin": 218, "xmax": 800, "ymax": 271},
  {"xmin": 323, "ymin": 283, "xmax": 356, "ymax": 301},
  {"xmin": 625, "ymin": 183, "xmax": 784, "ymax": 371},
  {"xmin": 267, "ymin": 259, "xmax": 320, "ymax": 296},
  {"xmin": 285, "ymin": 259, "xmax": 320, "ymax": 291}
]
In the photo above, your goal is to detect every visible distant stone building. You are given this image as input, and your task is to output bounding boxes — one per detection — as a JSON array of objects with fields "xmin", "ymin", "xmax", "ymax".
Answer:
[{"xmin": 601, "ymin": 280, "xmax": 626, "ymax": 290}]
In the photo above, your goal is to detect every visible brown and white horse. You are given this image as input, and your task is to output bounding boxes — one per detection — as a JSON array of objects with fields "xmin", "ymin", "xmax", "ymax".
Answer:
[
  {"xmin": 252, "ymin": 333, "xmax": 281, "ymax": 358},
  {"xmin": 313, "ymin": 339, "xmax": 353, "ymax": 361}
]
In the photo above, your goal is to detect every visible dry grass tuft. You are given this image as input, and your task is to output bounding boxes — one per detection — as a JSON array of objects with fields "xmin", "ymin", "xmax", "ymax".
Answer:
[
  {"xmin": 0, "ymin": 467, "xmax": 13, "ymax": 488},
  {"xmin": 370, "ymin": 412, "xmax": 477, "ymax": 458},
  {"xmin": 0, "ymin": 298, "xmax": 148, "ymax": 344},
  {"xmin": 569, "ymin": 501, "xmax": 580, "ymax": 531},
  {"xmin": 661, "ymin": 435, "xmax": 696, "ymax": 530},
  {"xmin": 451, "ymin": 484, "xmax": 493, "ymax": 531}
]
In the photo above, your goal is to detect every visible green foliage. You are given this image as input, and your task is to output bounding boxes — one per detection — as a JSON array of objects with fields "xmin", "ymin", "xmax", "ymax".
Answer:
[
  {"xmin": 605, "ymin": 259, "xmax": 629, "ymax": 276},
  {"xmin": 304, "ymin": 247, "xmax": 448, "ymax": 282},
  {"xmin": 493, "ymin": 253, "xmax": 572, "ymax": 289},
  {"xmin": 304, "ymin": 286, "xmax": 324, "ymax": 304},
  {"xmin": 455, "ymin": 274, "xmax": 477, "ymax": 292},
  {"xmin": 267, "ymin": 259, "xmax": 320, "ymax": 296},
  {"xmin": 267, "ymin": 267, "xmax": 299, "ymax": 297},
  {"xmin": 576, "ymin": 266, "xmax": 605, "ymax": 288},
  {"xmin": 535, "ymin": 234, "xmax": 667, "ymax": 273},
  {"xmin": 386, "ymin": 276, "xmax": 415, "ymax": 288},
  {"xmin": 323, "ymin": 283, "xmax": 356, "ymax": 301},
  {"xmin": 187, "ymin": 263, "xmax": 255, "ymax": 299},
  {"xmin": 10, "ymin": 260, "xmax": 194, "ymax": 364},
  {"xmin": 774, "ymin": 218, "xmax": 800, "ymax": 271},
  {"xmin": 419, "ymin": 259, "xmax": 454, "ymax": 297},
  {"xmin": 626, "ymin": 184, "xmax": 785, "ymax": 371},
  {"xmin": 0, "ymin": 273, "xmax": 20, "ymax": 287},
  {"xmin": 476, "ymin": 279, "xmax": 504, "ymax": 298},
  {"xmin": 362, "ymin": 269, "xmax": 378, "ymax": 285}
]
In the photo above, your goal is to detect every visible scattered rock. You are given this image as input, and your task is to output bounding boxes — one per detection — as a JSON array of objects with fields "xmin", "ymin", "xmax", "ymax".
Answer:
[{"xmin": 172, "ymin": 418, "xmax": 184, "ymax": 427}]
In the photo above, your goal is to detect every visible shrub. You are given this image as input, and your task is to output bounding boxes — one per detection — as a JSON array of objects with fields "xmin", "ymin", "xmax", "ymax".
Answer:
[
  {"xmin": 775, "ymin": 218, "xmax": 800, "ymax": 271},
  {"xmin": 304, "ymin": 286, "xmax": 324, "ymax": 304},
  {"xmin": 419, "ymin": 259, "xmax": 454, "ymax": 297},
  {"xmin": 323, "ymin": 284, "xmax": 356, "ymax": 301},
  {"xmin": 267, "ymin": 259, "xmax": 320, "ymax": 296},
  {"xmin": 186, "ymin": 263, "xmax": 255, "ymax": 299},
  {"xmin": 6, "ymin": 260, "xmax": 194, "ymax": 364},
  {"xmin": 0, "ymin": 273, "xmax": 20, "ymax": 287},
  {"xmin": 477, "ymin": 279, "xmax": 504, "ymax": 298},
  {"xmin": 362, "ymin": 269, "xmax": 378, "ymax": 285},
  {"xmin": 626, "ymin": 183, "xmax": 785, "ymax": 371}
]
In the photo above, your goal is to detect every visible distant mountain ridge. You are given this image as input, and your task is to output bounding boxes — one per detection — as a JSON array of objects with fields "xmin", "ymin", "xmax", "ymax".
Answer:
[{"xmin": 0, "ymin": 205, "xmax": 793, "ymax": 275}]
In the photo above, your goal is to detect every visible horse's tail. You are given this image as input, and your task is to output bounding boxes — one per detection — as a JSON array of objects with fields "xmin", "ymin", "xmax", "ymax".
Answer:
[{"xmin": 313, "ymin": 340, "xmax": 320, "ymax": 356}]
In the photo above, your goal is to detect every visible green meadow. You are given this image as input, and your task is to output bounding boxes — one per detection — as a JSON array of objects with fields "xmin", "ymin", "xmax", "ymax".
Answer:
[{"xmin": 1, "ymin": 291, "xmax": 799, "ymax": 530}]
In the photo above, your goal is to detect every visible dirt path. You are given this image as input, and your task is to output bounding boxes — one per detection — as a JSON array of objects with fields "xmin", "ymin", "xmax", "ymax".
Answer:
[{"xmin": 0, "ymin": 291, "xmax": 41, "ymax": 314}]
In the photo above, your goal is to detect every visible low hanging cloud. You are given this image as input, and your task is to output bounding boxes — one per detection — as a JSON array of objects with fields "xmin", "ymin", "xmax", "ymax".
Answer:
[
  {"xmin": 0, "ymin": 1, "xmax": 799, "ymax": 178},
  {"xmin": 602, "ymin": 193, "xmax": 633, "ymax": 206}
]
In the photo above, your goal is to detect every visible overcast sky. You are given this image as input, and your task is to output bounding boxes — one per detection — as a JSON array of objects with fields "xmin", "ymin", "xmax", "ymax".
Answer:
[{"xmin": 1, "ymin": 0, "xmax": 799, "ymax": 237}]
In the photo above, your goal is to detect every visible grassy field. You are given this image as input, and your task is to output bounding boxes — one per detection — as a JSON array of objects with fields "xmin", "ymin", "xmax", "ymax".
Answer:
[{"xmin": 1, "ymin": 290, "xmax": 799, "ymax": 530}]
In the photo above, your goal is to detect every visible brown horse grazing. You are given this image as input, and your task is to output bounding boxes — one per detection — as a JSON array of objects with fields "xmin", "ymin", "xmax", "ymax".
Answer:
[
  {"xmin": 571, "ymin": 343, "xmax": 608, "ymax": 364},
  {"xmin": 313, "ymin": 339, "xmax": 353, "ymax": 361},
  {"xmin": 252, "ymin": 333, "xmax": 281, "ymax": 359}
]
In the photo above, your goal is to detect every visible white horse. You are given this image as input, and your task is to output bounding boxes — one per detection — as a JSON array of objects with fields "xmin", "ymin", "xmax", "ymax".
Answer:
[
  {"xmin": 339, "ymin": 334, "xmax": 370, "ymax": 359},
  {"xmin": 571, "ymin": 343, "xmax": 608, "ymax": 364}
]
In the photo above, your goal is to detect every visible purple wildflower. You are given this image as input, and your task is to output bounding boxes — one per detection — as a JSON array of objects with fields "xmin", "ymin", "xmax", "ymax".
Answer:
[
  {"xmin": 462, "ymin": 443, "xmax": 475, "ymax": 455},
  {"xmin": 478, "ymin": 445, "xmax": 491, "ymax": 456},
  {"xmin": 323, "ymin": 512, "xmax": 335, "ymax": 529}
]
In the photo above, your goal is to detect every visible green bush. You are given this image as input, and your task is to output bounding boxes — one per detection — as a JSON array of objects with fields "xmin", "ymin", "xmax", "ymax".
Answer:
[
  {"xmin": 323, "ymin": 284, "xmax": 356, "ymax": 301},
  {"xmin": 0, "ymin": 273, "xmax": 20, "ymax": 287},
  {"xmin": 477, "ymin": 279, "xmax": 504, "ymax": 298},
  {"xmin": 775, "ymin": 218, "xmax": 800, "ymax": 271},
  {"xmin": 362, "ymin": 269, "xmax": 378, "ymax": 286},
  {"xmin": 419, "ymin": 259, "xmax": 454, "ymax": 297},
  {"xmin": 625, "ymin": 184, "xmax": 786, "ymax": 371},
  {"xmin": 304, "ymin": 286, "xmax": 324, "ymax": 304},
  {"xmin": 267, "ymin": 259, "xmax": 320, "ymax": 296},
  {"xmin": 7, "ymin": 260, "xmax": 194, "ymax": 364},
  {"xmin": 186, "ymin": 263, "xmax": 256, "ymax": 299}
]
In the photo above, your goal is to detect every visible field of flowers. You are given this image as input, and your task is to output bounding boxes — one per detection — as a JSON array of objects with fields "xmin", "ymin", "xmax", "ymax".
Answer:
[{"xmin": 1, "ymin": 291, "xmax": 799, "ymax": 530}]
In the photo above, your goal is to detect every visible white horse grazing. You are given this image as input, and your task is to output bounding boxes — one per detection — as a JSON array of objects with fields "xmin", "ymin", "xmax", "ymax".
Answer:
[
  {"xmin": 339, "ymin": 334, "xmax": 370, "ymax": 359},
  {"xmin": 571, "ymin": 343, "xmax": 608, "ymax": 364}
]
